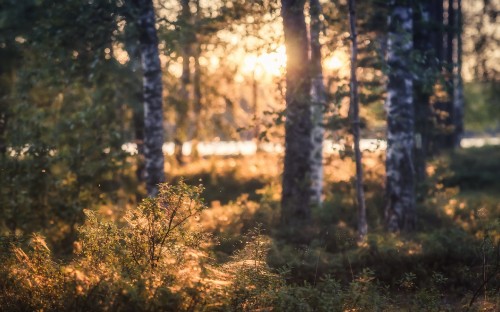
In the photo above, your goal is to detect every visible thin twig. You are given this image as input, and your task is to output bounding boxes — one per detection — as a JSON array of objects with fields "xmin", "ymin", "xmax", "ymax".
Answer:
[{"xmin": 468, "ymin": 241, "xmax": 500, "ymax": 308}]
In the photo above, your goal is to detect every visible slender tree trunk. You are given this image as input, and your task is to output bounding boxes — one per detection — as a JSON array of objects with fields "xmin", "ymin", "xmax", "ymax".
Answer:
[
  {"xmin": 309, "ymin": 0, "xmax": 325, "ymax": 207},
  {"xmin": 252, "ymin": 70, "xmax": 260, "ymax": 144},
  {"xmin": 126, "ymin": 43, "xmax": 146, "ymax": 199},
  {"xmin": 439, "ymin": 0, "xmax": 463, "ymax": 149},
  {"xmin": 0, "ymin": 58, "xmax": 14, "ymax": 156},
  {"xmin": 428, "ymin": 0, "xmax": 444, "ymax": 156},
  {"xmin": 444, "ymin": 0, "xmax": 455, "ymax": 148},
  {"xmin": 348, "ymin": 0, "xmax": 367, "ymax": 241},
  {"xmin": 0, "ymin": 110, "xmax": 7, "ymax": 155},
  {"xmin": 385, "ymin": 0, "xmax": 415, "ymax": 232},
  {"xmin": 446, "ymin": 0, "xmax": 454, "ymax": 79},
  {"xmin": 176, "ymin": 0, "xmax": 192, "ymax": 165},
  {"xmin": 435, "ymin": 0, "xmax": 455, "ymax": 150},
  {"xmin": 133, "ymin": 94, "xmax": 145, "ymax": 180},
  {"xmin": 453, "ymin": 0, "xmax": 464, "ymax": 148},
  {"xmin": 413, "ymin": 0, "xmax": 434, "ymax": 188},
  {"xmin": 281, "ymin": 0, "xmax": 313, "ymax": 225},
  {"xmin": 191, "ymin": 0, "xmax": 203, "ymax": 159},
  {"xmin": 0, "ymin": 89, "xmax": 9, "ymax": 156},
  {"xmin": 193, "ymin": 45, "xmax": 201, "ymax": 121},
  {"xmin": 434, "ymin": 0, "xmax": 444, "ymax": 65},
  {"xmin": 133, "ymin": 0, "xmax": 165, "ymax": 197}
]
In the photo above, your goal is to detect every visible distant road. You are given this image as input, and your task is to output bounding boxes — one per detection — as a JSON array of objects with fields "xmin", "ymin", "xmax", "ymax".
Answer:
[{"xmin": 121, "ymin": 137, "xmax": 499, "ymax": 156}]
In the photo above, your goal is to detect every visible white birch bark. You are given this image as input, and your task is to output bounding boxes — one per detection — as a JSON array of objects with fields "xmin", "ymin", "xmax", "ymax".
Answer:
[
  {"xmin": 309, "ymin": 0, "xmax": 325, "ymax": 207},
  {"xmin": 385, "ymin": 0, "xmax": 415, "ymax": 232},
  {"xmin": 134, "ymin": 0, "xmax": 165, "ymax": 196}
]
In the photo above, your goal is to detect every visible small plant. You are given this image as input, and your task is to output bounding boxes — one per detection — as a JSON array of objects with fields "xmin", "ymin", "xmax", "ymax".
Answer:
[
  {"xmin": 223, "ymin": 225, "xmax": 283, "ymax": 311},
  {"xmin": 125, "ymin": 181, "xmax": 207, "ymax": 271},
  {"xmin": 344, "ymin": 268, "xmax": 388, "ymax": 311},
  {"xmin": 399, "ymin": 272, "xmax": 417, "ymax": 291}
]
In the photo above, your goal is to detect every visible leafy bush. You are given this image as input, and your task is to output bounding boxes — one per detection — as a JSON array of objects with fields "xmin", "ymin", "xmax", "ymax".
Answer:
[{"xmin": 0, "ymin": 181, "xmax": 210, "ymax": 311}]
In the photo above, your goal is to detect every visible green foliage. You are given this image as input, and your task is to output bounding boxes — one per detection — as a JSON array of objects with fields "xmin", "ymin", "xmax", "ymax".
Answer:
[
  {"xmin": 0, "ymin": 0, "xmax": 140, "ymax": 241},
  {"xmin": 464, "ymin": 82, "xmax": 500, "ymax": 132},
  {"xmin": 410, "ymin": 272, "xmax": 449, "ymax": 311},
  {"xmin": 442, "ymin": 146, "xmax": 500, "ymax": 190},
  {"xmin": 220, "ymin": 228, "xmax": 389, "ymax": 312}
]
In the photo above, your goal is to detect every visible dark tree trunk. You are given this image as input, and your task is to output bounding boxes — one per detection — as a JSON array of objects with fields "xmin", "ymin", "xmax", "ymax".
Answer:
[
  {"xmin": 385, "ymin": 0, "xmax": 415, "ymax": 232},
  {"xmin": 133, "ymin": 98, "xmax": 145, "ymax": 173},
  {"xmin": 280, "ymin": 0, "xmax": 312, "ymax": 225},
  {"xmin": 432, "ymin": 0, "xmax": 445, "ymax": 65},
  {"xmin": 445, "ymin": 0, "xmax": 456, "ymax": 148},
  {"xmin": 0, "ymin": 109, "xmax": 7, "ymax": 156},
  {"xmin": 123, "ymin": 10, "xmax": 147, "ymax": 200},
  {"xmin": 191, "ymin": 0, "xmax": 202, "ymax": 159},
  {"xmin": 252, "ymin": 70, "xmax": 260, "ymax": 142},
  {"xmin": 0, "ymin": 57, "xmax": 14, "ymax": 156},
  {"xmin": 447, "ymin": 0, "xmax": 455, "ymax": 77},
  {"xmin": 435, "ymin": 0, "xmax": 456, "ymax": 150},
  {"xmin": 348, "ymin": 0, "xmax": 367, "ymax": 241},
  {"xmin": 436, "ymin": 0, "xmax": 463, "ymax": 149},
  {"xmin": 176, "ymin": 0, "xmax": 192, "ymax": 165},
  {"xmin": 309, "ymin": 0, "xmax": 325, "ymax": 207},
  {"xmin": 453, "ymin": 0, "xmax": 464, "ymax": 148},
  {"xmin": 133, "ymin": 0, "xmax": 165, "ymax": 196},
  {"xmin": 413, "ymin": 0, "xmax": 435, "ymax": 188},
  {"xmin": 427, "ymin": 0, "xmax": 444, "ymax": 156},
  {"xmin": 193, "ymin": 43, "xmax": 201, "ymax": 129},
  {"xmin": 126, "ymin": 43, "xmax": 146, "ymax": 199}
]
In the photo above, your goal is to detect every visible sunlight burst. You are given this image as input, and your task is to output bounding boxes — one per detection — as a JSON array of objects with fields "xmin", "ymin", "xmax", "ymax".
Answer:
[
  {"xmin": 240, "ymin": 45, "xmax": 287, "ymax": 78},
  {"xmin": 324, "ymin": 54, "xmax": 344, "ymax": 71}
]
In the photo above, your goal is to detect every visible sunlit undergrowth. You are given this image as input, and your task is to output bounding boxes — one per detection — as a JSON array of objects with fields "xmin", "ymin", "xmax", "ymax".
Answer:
[
  {"xmin": 169, "ymin": 154, "xmax": 281, "ymax": 205},
  {"xmin": 2, "ymin": 149, "xmax": 500, "ymax": 310},
  {"xmin": 170, "ymin": 150, "xmax": 500, "ymax": 310}
]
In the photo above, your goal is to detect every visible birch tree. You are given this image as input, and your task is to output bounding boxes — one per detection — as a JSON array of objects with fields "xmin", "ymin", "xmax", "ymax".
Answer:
[
  {"xmin": 385, "ymin": 0, "xmax": 415, "ymax": 232},
  {"xmin": 309, "ymin": 0, "xmax": 325, "ymax": 207},
  {"xmin": 133, "ymin": 0, "xmax": 165, "ymax": 196},
  {"xmin": 281, "ymin": 0, "xmax": 313, "ymax": 224}
]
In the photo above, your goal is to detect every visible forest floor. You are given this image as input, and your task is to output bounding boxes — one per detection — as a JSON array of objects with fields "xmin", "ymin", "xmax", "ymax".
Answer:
[
  {"xmin": 2, "ymin": 146, "xmax": 500, "ymax": 311},
  {"xmin": 166, "ymin": 146, "xmax": 500, "ymax": 310}
]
